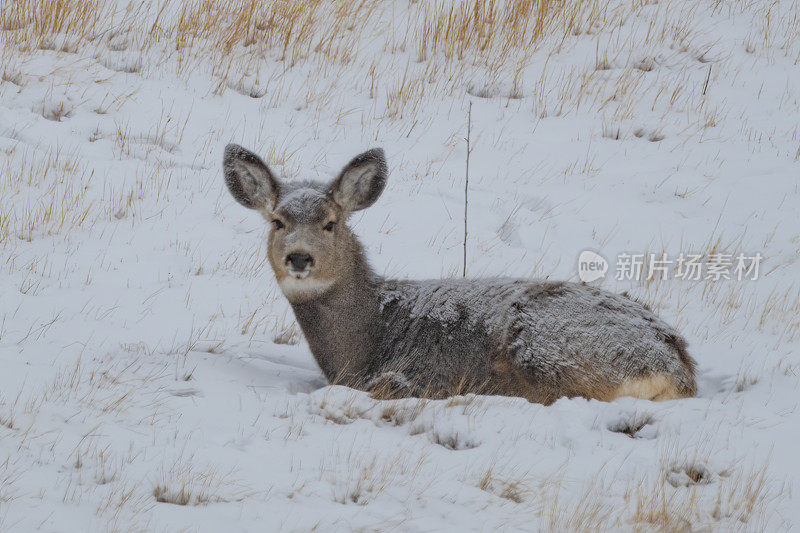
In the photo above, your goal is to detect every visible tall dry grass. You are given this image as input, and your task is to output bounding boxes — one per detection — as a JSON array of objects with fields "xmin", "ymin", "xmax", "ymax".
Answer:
[
  {"xmin": 0, "ymin": 0, "xmax": 105, "ymax": 50},
  {"xmin": 0, "ymin": 0, "xmax": 603, "ymax": 80},
  {"xmin": 416, "ymin": 0, "xmax": 554, "ymax": 62},
  {"xmin": 174, "ymin": 0, "xmax": 380, "ymax": 66}
]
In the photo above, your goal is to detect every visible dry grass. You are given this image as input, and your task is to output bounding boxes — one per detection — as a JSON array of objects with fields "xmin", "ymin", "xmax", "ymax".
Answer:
[
  {"xmin": 540, "ymin": 474, "xmax": 617, "ymax": 531},
  {"xmin": 415, "ymin": 0, "xmax": 554, "ymax": 63},
  {"xmin": 385, "ymin": 64, "xmax": 429, "ymax": 120},
  {"xmin": 153, "ymin": 459, "xmax": 250, "ymax": 506},
  {"xmin": 0, "ymin": 0, "xmax": 105, "ymax": 50},
  {"xmin": 173, "ymin": 0, "xmax": 379, "ymax": 68},
  {"xmin": 1, "ymin": 0, "xmax": 378, "ymax": 82},
  {"xmin": 0, "ymin": 0, "xmax": 734, "ymax": 133},
  {"xmin": 428, "ymin": 429, "xmax": 480, "ymax": 450},
  {"xmin": 628, "ymin": 478, "xmax": 699, "ymax": 531},
  {"xmin": 0, "ymin": 146, "xmax": 96, "ymax": 244},
  {"xmin": 476, "ymin": 465, "xmax": 529, "ymax": 503},
  {"xmin": 532, "ymin": 455, "xmax": 777, "ymax": 531},
  {"xmin": 0, "ymin": 395, "xmax": 15, "ymax": 430}
]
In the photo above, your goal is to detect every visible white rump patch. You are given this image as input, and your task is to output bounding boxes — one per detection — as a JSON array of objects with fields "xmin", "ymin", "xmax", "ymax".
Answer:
[{"xmin": 613, "ymin": 374, "xmax": 682, "ymax": 401}]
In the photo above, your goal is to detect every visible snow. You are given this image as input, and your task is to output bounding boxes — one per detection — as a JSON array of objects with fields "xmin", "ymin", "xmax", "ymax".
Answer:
[{"xmin": 0, "ymin": 0, "xmax": 798, "ymax": 530}]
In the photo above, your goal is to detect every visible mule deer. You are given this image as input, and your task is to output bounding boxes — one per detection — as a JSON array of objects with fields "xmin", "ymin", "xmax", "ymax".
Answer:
[{"xmin": 223, "ymin": 145, "xmax": 697, "ymax": 403}]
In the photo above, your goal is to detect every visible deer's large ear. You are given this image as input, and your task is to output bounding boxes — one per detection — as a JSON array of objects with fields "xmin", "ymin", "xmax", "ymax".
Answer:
[
  {"xmin": 328, "ymin": 148, "xmax": 387, "ymax": 212},
  {"xmin": 223, "ymin": 144, "xmax": 280, "ymax": 211}
]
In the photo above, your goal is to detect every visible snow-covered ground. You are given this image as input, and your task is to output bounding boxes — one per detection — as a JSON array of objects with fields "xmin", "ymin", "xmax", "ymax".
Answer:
[{"xmin": 1, "ymin": 0, "xmax": 798, "ymax": 530}]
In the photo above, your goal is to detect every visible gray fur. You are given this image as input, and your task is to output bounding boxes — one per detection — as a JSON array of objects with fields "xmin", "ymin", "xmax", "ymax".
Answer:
[
  {"xmin": 277, "ymin": 186, "xmax": 329, "ymax": 223},
  {"xmin": 222, "ymin": 145, "xmax": 697, "ymax": 403}
]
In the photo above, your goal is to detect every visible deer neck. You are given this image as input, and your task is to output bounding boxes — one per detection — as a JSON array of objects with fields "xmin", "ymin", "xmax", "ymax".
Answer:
[{"xmin": 288, "ymin": 237, "xmax": 383, "ymax": 385}]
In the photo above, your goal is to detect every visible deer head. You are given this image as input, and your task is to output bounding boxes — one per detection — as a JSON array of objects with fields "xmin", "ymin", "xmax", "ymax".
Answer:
[{"xmin": 223, "ymin": 144, "xmax": 387, "ymax": 303}]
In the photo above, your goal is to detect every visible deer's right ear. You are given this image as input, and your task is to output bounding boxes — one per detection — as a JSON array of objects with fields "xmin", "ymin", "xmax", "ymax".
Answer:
[{"xmin": 223, "ymin": 144, "xmax": 280, "ymax": 210}]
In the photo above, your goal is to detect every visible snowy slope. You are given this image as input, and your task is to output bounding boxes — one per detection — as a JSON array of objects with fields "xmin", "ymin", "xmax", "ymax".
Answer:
[{"xmin": 0, "ymin": 0, "xmax": 798, "ymax": 530}]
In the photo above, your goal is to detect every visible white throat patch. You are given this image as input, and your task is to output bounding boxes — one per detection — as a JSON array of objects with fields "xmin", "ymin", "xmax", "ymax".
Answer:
[{"xmin": 278, "ymin": 276, "xmax": 334, "ymax": 302}]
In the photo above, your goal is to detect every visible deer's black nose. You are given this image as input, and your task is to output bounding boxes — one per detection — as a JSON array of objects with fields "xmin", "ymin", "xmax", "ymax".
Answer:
[{"xmin": 286, "ymin": 253, "xmax": 313, "ymax": 271}]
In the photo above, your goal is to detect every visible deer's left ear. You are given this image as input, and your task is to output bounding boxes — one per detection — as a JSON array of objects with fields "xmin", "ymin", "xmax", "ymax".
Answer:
[{"xmin": 328, "ymin": 148, "xmax": 387, "ymax": 212}]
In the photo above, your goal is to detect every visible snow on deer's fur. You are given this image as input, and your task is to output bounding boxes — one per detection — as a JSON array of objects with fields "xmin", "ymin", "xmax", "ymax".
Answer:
[{"xmin": 223, "ymin": 144, "xmax": 697, "ymax": 403}]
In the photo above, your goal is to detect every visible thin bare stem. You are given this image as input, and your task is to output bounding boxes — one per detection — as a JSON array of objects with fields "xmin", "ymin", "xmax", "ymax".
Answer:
[{"xmin": 463, "ymin": 101, "xmax": 472, "ymax": 278}]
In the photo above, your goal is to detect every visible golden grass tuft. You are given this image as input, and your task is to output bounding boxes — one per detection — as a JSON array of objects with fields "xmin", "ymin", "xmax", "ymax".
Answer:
[
  {"xmin": 174, "ymin": 0, "xmax": 378, "ymax": 67},
  {"xmin": 415, "ymin": 0, "xmax": 567, "ymax": 65},
  {"xmin": 0, "ymin": 0, "xmax": 105, "ymax": 50}
]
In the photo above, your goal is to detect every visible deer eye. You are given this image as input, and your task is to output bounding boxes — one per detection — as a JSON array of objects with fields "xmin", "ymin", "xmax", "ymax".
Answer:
[
  {"xmin": 323, "ymin": 221, "xmax": 336, "ymax": 232},
  {"xmin": 272, "ymin": 219, "xmax": 285, "ymax": 230}
]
